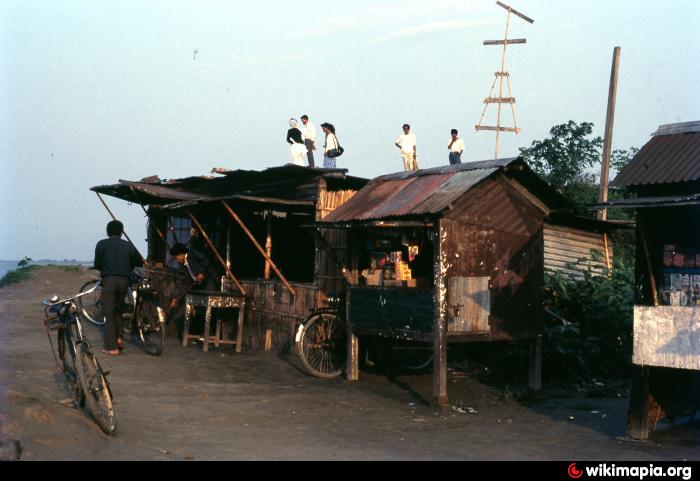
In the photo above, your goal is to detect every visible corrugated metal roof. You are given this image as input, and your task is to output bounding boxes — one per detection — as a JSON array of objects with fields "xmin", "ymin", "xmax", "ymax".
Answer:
[
  {"xmin": 322, "ymin": 158, "xmax": 517, "ymax": 222},
  {"xmin": 612, "ymin": 123, "xmax": 700, "ymax": 187},
  {"xmin": 590, "ymin": 193, "xmax": 700, "ymax": 209},
  {"xmin": 91, "ymin": 165, "xmax": 368, "ymax": 205},
  {"xmin": 651, "ymin": 121, "xmax": 700, "ymax": 136}
]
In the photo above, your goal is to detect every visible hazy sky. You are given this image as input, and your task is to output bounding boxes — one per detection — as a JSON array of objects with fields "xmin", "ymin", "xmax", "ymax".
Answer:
[{"xmin": 1, "ymin": 0, "xmax": 698, "ymax": 260}]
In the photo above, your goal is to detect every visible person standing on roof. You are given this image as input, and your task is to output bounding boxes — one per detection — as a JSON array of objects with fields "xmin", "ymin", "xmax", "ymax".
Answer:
[
  {"xmin": 447, "ymin": 129, "xmax": 465, "ymax": 165},
  {"xmin": 395, "ymin": 123, "xmax": 418, "ymax": 172},
  {"xmin": 287, "ymin": 118, "xmax": 306, "ymax": 166},
  {"xmin": 300, "ymin": 114, "xmax": 316, "ymax": 168},
  {"xmin": 321, "ymin": 122, "xmax": 340, "ymax": 168}
]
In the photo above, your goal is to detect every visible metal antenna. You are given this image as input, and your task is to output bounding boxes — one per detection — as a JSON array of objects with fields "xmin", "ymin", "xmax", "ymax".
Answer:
[{"xmin": 475, "ymin": 1, "xmax": 533, "ymax": 159}]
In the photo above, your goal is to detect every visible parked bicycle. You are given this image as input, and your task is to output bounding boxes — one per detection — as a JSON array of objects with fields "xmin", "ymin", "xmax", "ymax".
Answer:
[
  {"xmin": 294, "ymin": 295, "xmax": 433, "ymax": 379},
  {"xmin": 43, "ymin": 286, "xmax": 116, "ymax": 435},
  {"xmin": 77, "ymin": 268, "xmax": 166, "ymax": 355},
  {"xmin": 295, "ymin": 296, "xmax": 347, "ymax": 379}
]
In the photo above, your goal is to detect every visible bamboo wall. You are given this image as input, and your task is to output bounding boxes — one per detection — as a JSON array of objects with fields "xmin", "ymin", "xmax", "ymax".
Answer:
[{"xmin": 240, "ymin": 280, "xmax": 318, "ymax": 352}]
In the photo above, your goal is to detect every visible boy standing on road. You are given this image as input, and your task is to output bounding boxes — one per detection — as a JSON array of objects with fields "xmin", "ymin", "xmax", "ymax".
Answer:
[{"xmin": 93, "ymin": 220, "xmax": 142, "ymax": 355}]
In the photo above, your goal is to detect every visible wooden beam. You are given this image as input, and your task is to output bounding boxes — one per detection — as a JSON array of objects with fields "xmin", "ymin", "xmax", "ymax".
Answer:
[
  {"xmin": 496, "ymin": 1, "xmax": 535, "ymax": 24},
  {"xmin": 597, "ymin": 47, "xmax": 621, "ymax": 221},
  {"xmin": 475, "ymin": 125, "xmax": 521, "ymax": 133},
  {"xmin": 221, "ymin": 201, "xmax": 296, "ymax": 297},
  {"xmin": 95, "ymin": 192, "xmax": 146, "ymax": 263},
  {"xmin": 483, "ymin": 97, "xmax": 515, "ymax": 104},
  {"xmin": 483, "ymin": 39, "xmax": 526, "ymax": 45},
  {"xmin": 187, "ymin": 211, "xmax": 247, "ymax": 295}
]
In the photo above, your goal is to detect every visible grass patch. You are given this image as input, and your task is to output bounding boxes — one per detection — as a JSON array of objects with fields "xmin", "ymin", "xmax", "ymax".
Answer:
[
  {"xmin": 48, "ymin": 264, "xmax": 82, "ymax": 272},
  {"xmin": 0, "ymin": 265, "xmax": 40, "ymax": 287}
]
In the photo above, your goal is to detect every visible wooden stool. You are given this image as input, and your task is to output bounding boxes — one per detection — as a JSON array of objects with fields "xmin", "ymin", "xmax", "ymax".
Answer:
[{"xmin": 182, "ymin": 290, "xmax": 246, "ymax": 353}]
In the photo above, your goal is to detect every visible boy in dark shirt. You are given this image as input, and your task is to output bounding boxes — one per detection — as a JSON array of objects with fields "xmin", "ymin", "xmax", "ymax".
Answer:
[{"xmin": 94, "ymin": 220, "xmax": 142, "ymax": 355}]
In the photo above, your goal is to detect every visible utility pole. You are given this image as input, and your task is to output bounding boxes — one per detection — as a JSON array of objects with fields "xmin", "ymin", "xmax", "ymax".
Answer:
[{"xmin": 597, "ymin": 46, "xmax": 621, "ymax": 221}]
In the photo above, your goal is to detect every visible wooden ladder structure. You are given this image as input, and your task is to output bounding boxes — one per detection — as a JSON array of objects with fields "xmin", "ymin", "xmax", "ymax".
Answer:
[{"xmin": 475, "ymin": 1, "xmax": 534, "ymax": 159}]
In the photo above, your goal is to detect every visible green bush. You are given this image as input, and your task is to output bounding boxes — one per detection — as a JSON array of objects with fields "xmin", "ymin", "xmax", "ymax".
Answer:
[
  {"xmin": 543, "ymin": 251, "xmax": 634, "ymax": 380},
  {"xmin": 0, "ymin": 257, "xmax": 39, "ymax": 287}
]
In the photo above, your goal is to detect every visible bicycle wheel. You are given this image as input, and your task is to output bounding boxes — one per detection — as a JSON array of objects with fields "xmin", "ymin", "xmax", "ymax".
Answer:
[
  {"xmin": 389, "ymin": 340, "xmax": 434, "ymax": 372},
  {"xmin": 297, "ymin": 312, "xmax": 347, "ymax": 379},
  {"xmin": 58, "ymin": 327, "xmax": 85, "ymax": 408},
  {"xmin": 135, "ymin": 298, "xmax": 165, "ymax": 356},
  {"xmin": 74, "ymin": 342, "xmax": 116, "ymax": 435},
  {"xmin": 77, "ymin": 280, "xmax": 105, "ymax": 326}
]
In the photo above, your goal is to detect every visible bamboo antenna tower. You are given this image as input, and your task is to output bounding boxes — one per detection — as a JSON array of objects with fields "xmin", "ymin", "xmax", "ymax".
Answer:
[{"xmin": 475, "ymin": 1, "xmax": 533, "ymax": 159}]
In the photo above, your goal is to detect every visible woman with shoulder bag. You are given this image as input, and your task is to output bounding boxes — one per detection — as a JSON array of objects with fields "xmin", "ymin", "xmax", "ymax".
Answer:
[{"xmin": 321, "ymin": 122, "xmax": 343, "ymax": 168}]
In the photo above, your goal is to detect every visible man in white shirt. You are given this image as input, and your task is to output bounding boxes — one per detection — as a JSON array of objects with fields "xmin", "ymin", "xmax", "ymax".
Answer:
[
  {"xmin": 448, "ymin": 129, "xmax": 465, "ymax": 165},
  {"xmin": 394, "ymin": 123, "xmax": 418, "ymax": 172},
  {"xmin": 301, "ymin": 114, "xmax": 316, "ymax": 168}
]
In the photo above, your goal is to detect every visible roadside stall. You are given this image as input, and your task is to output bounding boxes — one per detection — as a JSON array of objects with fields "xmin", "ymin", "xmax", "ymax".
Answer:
[
  {"xmin": 319, "ymin": 157, "xmax": 615, "ymax": 404},
  {"xmin": 91, "ymin": 165, "xmax": 367, "ymax": 352},
  {"xmin": 594, "ymin": 121, "xmax": 700, "ymax": 440}
]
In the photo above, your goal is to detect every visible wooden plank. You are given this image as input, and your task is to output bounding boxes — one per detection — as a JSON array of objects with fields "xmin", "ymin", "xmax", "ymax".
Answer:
[
  {"xmin": 633, "ymin": 306, "xmax": 700, "ymax": 370},
  {"xmin": 474, "ymin": 125, "xmax": 521, "ymax": 133},
  {"xmin": 496, "ymin": 1, "xmax": 535, "ymax": 23},
  {"xmin": 483, "ymin": 97, "xmax": 516, "ymax": 104},
  {"xmin": 483, "ymin": 39, "xmax": 527, "ymax": 45}
]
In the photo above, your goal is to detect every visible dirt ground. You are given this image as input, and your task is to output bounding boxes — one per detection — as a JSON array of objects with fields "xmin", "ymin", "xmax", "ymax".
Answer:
[{"xmin": 0, "ymin": 266, "xmax": 698, "ymax": 461}]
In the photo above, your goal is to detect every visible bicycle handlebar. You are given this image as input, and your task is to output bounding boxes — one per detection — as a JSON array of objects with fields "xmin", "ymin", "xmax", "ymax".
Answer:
[{"xmin": 42, "ymin": 282, "xmax": 101, "ymax": 307}]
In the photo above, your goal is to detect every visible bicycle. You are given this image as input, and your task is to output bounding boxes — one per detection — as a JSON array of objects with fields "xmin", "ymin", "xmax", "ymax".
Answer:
[
  {"xmin": 77, "ymin": 268, "xmax": 166, "ymax": 356},
  {"xmin": 295, "ymin": 296, "xmax": 347, "ymax": 379},
  {"xmin": 43, "ymin": 286, "xmax": 116, "ymax": 435},
  {"xmin": 294, "ymin": 295, "xmax": 433, "ymax": 379}
]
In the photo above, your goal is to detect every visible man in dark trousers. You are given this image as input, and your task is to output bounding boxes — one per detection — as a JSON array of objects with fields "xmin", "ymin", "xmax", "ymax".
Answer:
[{"xmin": 94, "ymin": 220, "xmax": 142, "ymax": 355}]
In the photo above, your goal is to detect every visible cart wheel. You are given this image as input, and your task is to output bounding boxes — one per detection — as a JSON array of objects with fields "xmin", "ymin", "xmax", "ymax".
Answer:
[{"xmin": 297, "ymin": 312, "xmax": 347, "ymax": 378}]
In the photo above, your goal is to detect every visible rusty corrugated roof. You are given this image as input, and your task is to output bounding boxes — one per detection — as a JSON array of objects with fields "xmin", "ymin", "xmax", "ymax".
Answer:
[
  {"xmin": 612, "ymin": 122, "xmax": 700, "ymax": 187},
  {"xmin": 321, "ymin": 158, "xmax": 516, "ymax": 222}
]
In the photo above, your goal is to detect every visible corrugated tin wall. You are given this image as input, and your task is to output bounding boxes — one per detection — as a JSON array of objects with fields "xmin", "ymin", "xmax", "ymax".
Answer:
[{"xmin": 543, "ymin": 224, "xmax": 609, "ymax": 278}]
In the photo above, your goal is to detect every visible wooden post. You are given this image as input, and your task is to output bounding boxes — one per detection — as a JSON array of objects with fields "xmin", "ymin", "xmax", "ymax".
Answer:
[
  {"xmin": 528, "ymin": 334, "xmax": 542, "ymax": 392},
  {"xmin": 597, "ymin": 46, "xmax": 621, "ymax": 221},
  {"xmin": 638, "ymin": 220, "xmax": 659, "ymax": 307},
  {"xmin": 221, "ymin": 201, "xmax": 296, "ymax": 297},
  {"xmin": 187, "ymin": 211, "xmax": 247, "ymax": 295},
  {"xmin": 264, "ymin": 211, "xmax": 272, "ymax": 280},
  {"xmin": 95, "ymin": 192, "xmax": 146, "ymax": 263},
  {"xmin": 264, "ymin": 329, "xmax": 273, "ymax": 352},
  {"xmin": 626, "ymin": 365, "xmax": 651, "ymax": 440},
  {"xmin": 432, "ymin": 220, "xmax": 449, "ymax": 406},
  {"xmin": 346, "ymin": 291, "xmax": 359, "ymax": 381}
]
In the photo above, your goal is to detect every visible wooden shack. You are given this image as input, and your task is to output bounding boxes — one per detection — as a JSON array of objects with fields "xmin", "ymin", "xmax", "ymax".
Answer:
[
  {"xmin": 91, "ymin": 165, "xmax": 367, "ymax": 351},
  {"xmin": 594, "ymin": 121, "xmax": 700, "ymax": 439},
  {"xmin": 318, "ymin": 157, "xmax": 615, "ymax": 404}
]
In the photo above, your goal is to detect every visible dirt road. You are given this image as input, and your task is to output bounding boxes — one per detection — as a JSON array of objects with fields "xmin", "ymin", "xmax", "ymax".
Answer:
[{"xmin": 0, "ymin": 267, "xmax": 697, "ymax": 460}]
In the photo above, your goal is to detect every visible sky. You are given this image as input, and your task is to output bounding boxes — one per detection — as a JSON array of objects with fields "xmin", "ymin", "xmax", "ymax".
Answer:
[{"xmin": 1, "ymin": 0, "xmax": 698, "ymax": 261}]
